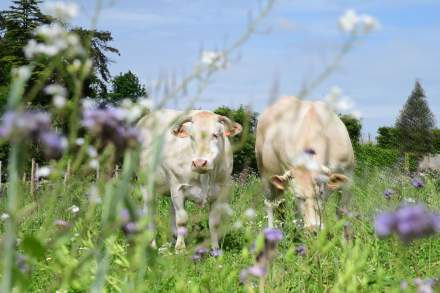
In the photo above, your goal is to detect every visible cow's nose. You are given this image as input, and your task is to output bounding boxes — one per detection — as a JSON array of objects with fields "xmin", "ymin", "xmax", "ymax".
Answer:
[{"xmin": 192, "ymin": 159, "xmax": 208, "ymax": 168}]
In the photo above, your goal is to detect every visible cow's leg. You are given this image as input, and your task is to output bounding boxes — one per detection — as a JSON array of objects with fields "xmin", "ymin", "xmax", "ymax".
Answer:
[
  {"xmin": 297, "ymin": 196, "xmax": 323, "ymax": 231},
  {"xmin": 141, "ymin": 187, "xmax": 157, "ymax": 248},
  {"xmin": 264, "ymin": 199, "xmax": 275, "ymax": 228},
  {"xmin": 171, "ymin": 191, "xmax": 188, "ymax": 251}
]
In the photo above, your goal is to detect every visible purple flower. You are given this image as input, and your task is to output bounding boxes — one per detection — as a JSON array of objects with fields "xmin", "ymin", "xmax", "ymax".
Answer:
[
  {"xmin": 411, "ymin": 177, "xmax": 424, "ymax": 188},
  {"xmin": 122, "ymin": 222, "xmax": 138, "ymax": 235},
  {"xmin": 383, "ymin": 188, "xmax": 395, "ymax": 200},
  {"xmin": 0, "ymin": 111, "xmax": 66, "ymax": 159},
  {"xmin": 16, "ymin": 254, "xmax": 29, "ymax": 273},
  {"xmin": 239, "ymin": 265, "xmax": 267, "ymax": 284},
  {"xmin": 264, "ymin": 228, "xmax": 283, "ymax": 243},
  {"xmin": 295, "ymin": 244, "xmax": 307, "ymax": 256},
  {"xmin": 375, "ymin": 205, "xmax": 440, "ymax": 243},
  {"xmin": 81, "ymin": 107, "xmax": 140, "ymax": 151},
  {"xmin": 192, "ymin": 246, "xmax": 210, "ymax": 262},
  {"xmin": 54, "ymin": 219, "xmax": 69, "ymax": 229},
  {"xmin": 210, "ymin": 248, "xmax": 223, "ymax": 257},
  {"xmin": 414, "ymin": 278, "xmax": 437, "ymax": 293}
]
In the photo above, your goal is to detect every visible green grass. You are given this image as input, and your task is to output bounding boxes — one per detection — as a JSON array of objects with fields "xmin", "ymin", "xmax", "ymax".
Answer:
[{"xmin": 1, "ymin": 168, "xmax": 440, "ymax": 292}]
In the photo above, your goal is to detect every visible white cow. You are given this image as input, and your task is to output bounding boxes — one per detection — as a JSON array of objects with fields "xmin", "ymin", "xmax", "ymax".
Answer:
[
  {"xmin": 255, "ymin": 96, "xmax": 355, "ymax": 229},
  {"xmin": 137, "ymin": 109, "xmax": 242, "ymax": 251}
]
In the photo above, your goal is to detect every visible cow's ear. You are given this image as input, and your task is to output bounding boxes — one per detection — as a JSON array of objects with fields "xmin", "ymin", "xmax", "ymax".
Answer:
[
  {"xmin": 271, "ymin": 175, "xmax": 288, "ymax": 191},
  {"xmin": 327, "ymin": 173, "xmax": 348, "ymax": 190},
  {"xmin": 225, "ymin": 122, "xmax": 242, "ymax": 137},
  {"xmin": 218, "ymin": 116, "xmax": 242, "ymax": 137},
  {"xmin": 172, "ymin": 120, "xmax": 192, "ymax": 138}
]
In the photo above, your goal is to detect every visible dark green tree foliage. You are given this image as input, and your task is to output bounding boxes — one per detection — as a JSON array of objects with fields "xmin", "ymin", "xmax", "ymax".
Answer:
[
  {"xmin": 107, "ymin": 70, "xmax": 147, "ymax": 103},
  {"xmin": 0, "ymin": 0, "xmax": 49, "ymax": 85},
  {"xmin": 339, "ymin": 114, "xmax": 362, "ymax": 145},
  {"xmin": 377, "ymin": 127, "xmax": 399, "ymax": 149},
  {"xmin": 214, "ymin": 105, "xmax": 258, "ymax": 175},
  {"xmin": 72, "ymin": 28, "xmax": 120, "ymax": 97},
  {"xmin": 395, "ymin": 81, "xmax": 436, "ymax": 157}
]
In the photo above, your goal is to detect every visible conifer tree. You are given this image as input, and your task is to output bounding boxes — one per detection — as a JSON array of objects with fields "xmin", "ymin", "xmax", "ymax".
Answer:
[{"xmin": 395, "ymin": 80, "xmax": 436, "ymax": 157}]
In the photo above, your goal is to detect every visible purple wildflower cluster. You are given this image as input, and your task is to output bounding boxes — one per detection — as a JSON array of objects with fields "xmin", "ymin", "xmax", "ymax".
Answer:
[
  {"xmin": 119, "ymin": 209, "xmax": 139, "ymax": 236},
  {"xmin": 411, "ymin": 177, "xmax": 425, "ymax": 189},
  {"xmin": 383, "ymin": 188, "xmax": 395, "ymax": 200},
  {"xmin": 240, "ymin": 228, "xmax": 283, "ymax": 284},
  {"xmin": 82, "ymin": 107, "xmax": 140, "ymax": 151},
  {"xmin": 295, "ymin": 244, "xmax": 307, "ymax": 256},
  {"xmin": 192, "ymin": 247, "xmax": 210, "ymax": 262},
  {"xmin": 375, "ymin": 204, "xmax": 440, "ymax": 243},
  {"xmin": 0, "ymin": 111, "xmax": 66, "ymax": 159}
]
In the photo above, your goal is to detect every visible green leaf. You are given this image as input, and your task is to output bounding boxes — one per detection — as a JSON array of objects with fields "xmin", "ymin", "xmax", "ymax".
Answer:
[{"xmin": 22, "ymin": 235, "xmax": 45, "ymax": 260}]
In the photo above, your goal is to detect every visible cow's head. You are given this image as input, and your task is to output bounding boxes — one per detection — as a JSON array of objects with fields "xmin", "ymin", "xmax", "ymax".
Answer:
[
  {"xmin": 172, "ymin": 111, "xmax": 242, "ymax": 173},
  {"xmin": 270, "ymin": 166, "xmax": 348, "ymax": 230}
]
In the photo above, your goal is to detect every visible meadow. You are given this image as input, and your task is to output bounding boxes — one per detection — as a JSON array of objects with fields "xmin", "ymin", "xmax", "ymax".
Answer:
[{"xmin": 1, "ymin": 159, "xmax": 439, "ymax": 292}]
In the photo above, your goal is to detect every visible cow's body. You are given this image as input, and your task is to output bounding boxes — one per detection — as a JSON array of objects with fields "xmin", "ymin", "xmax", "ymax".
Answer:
[
  {"xmin": 256, "ymin": 96, "xmax": 355, "ymax": 229},
  {"xmin": 137, "ymin": 109, "xmax": 241, "ymax": 250}
]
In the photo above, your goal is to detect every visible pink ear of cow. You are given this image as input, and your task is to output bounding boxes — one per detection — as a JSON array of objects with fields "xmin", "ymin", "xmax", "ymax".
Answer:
[
  {"xmin": 225, "ymin": 122, "xmax": 242, "ymax": 137},
  {"xmin": 271, "ymin": 175, "xmax": 288, "ymax": 191},
  {"xmin": 327, "ymin": 173, "xmax": 348, "ymax": 190},
  {"xmin": 172, "ymin": 123, "xmax": 190, "ymax": 138}
]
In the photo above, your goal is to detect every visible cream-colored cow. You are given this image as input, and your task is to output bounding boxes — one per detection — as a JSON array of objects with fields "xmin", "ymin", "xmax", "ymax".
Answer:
[
  {"xmin": 137, "ymin": 109, "xmax": 242, "ymax": 251},
  {"xmin": 255, "ymin": 96, "xmax": 354, "ymax": 229}
]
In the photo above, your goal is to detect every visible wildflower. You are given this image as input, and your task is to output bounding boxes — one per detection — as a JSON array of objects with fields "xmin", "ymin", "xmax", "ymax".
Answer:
[
  {"xmin": 295, "ymin": 244, "xmax": 307, "ymax": 256},
  {"xmin": 88, "ymin": 185, "xmax": 101, "ymax": 204},
  {"xmin": 45, "ymin": 1, "xmax": 79, "ymax": 21},
  {"xmin": 192, "ymin": 246, "xmax": 210, "ymax": 262},
  {"xmin": 37, "ymin": 166, "xmax": 51, "ymax": 178},
  {"xmin": 1, "ymin": 213, "xmax": 10, "ymax": 220},
  {"xmin": 75, "ymin": 137, "xmax": 85, "ymax": 146},
  {"xmin": 200, "ymin": 50, "xmax": 227, "ymax": 69},
  {"xmin": 89, "ymin": 159, "xmax": 99, "ymax": 170},
  {"xmin": 239, "ymin": 265, "xmax": 267, "ymax": 284},
  {"xmin": 54, "ymin": 219, "xmax": 69, "ymax": 229},
  {"xmin": 375, "ymin": 204, "xmax": 440, "ymax": 243},
  {"xmin": 210, "ymin": 248, "xmax": 223, "ymax": 257},
  {"xmin": 264, "ymin": 228, "xmax": 283, "ymax": 243},
  {"xmin": 411, "ymin": 177, "xmax": 424, "ymax": 188},
  {"xmin": 87, "ymin": 146, "xmax": 98, "ymax": 158},
  {"xmin": 16, "ymin": 254, "xmax": 29, "ymax": 273},
  {"xmin": 45, "ymin": 84, "xmax": 67, "ymax": 108},
  {"xmin": 414, "ymin": 278, "xmax": 437, "ymax": 293},
  {"xmin": 338, "ymin": 10, "xmax": 379, "ymax": 34},
  {"xmin": 244, "ymin": 208, "xmax": 256, "ymax": 219},
  {"xmin": 383, "ymin": 188, "xmax": 395, "ymax": 200},
  {"xmin": 81, "ymin": 107, "xmax": 141, "ymax": 151},
  {"xmin": 122, "ymin": 222, "xmax": 138, "ymax": 235},
  {"xmin": 0, "ymin": 111, "xmax": 66, "ymax": 159},
  {"xmin": 13, "ymin": 65, "xmax": 32, "ymax": 81},
  {"xmin": 68, "ymin": 205, "xmax": 79, "ymax": 214}
]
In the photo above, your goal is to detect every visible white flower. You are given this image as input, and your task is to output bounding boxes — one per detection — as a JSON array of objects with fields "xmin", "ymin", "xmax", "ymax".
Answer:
[
  {"xmin": 405, "ymin": 197, "xmax": 416, "ymax": 204},
  {"xmin": 53, "ymin": 95, "xmax": 67, "ymax": 108},
  {"xmin": 37, "ymin": 166, "xmax": 51, "ymax": 177},
  {"xmin": 138, "ymin": 98, "xmax": 152, "ymax": 109},
  {"xmin": 244, "ymin": 208, "xmax": 256, "ymax": 219},
  {"xmin": 89, "ymin": 159, "xmax": 99, "ymax": 170},
  {"xmin": 359, "ymin": 14, "xmax": 379, "ymax": 33},
  {"xmin": 75, "ymin": 137, "xmax": 85, "ymax": 146},
  {"xmin": 81, "ymin": 98, "xmax": 96, "ymax": 110},
  {"xmin": 121, "ymin": 98, "xmax": 133, "ymax": 108},
  {"xmin": 233, "ymin": 220, "xmax": 243, "ymax": 229},
  {"xmin": 68, "ymin": 205, "xmax": 80, "ymax": 214},
  {"xmin": 45, "ymin": 1, "xmax": 79, "ymax": 21},
  {"xmin": 13, "ymin": 65, "xmax": 32, "ymax": 81},
  {"xmin": 1, "ymin": 213, "xmax": 10, "ymax": 220},
  {"xmin": 87, "ymin": 146, "xmax": 98, "ymax": 158},
  {"xmin": 338, "ymin": 10, "xmax": 379, "ymax": 34},
  {"xmin": 200, "ymin": 50, "xmax": 227, "ymax": 69},
  {"xmin": 45, "ymin": 84, "xmax": 67, "ymax": 97},
  {"xmin": 338, "ymin": 9, "xmax": 358, "ymax": 33},
  {"xmin": 324, "ymin": 86, "xmax": 355, "ymax": 113}
]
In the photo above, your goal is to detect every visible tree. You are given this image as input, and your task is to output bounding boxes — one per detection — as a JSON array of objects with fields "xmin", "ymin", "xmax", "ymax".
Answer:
[
  {"xmin": 72, "ymin": 28, "xmax": 120, "ymax": 97},
  {"xmin": 377, "ymin": 127, "xmax": 399, "ymax": 149},
  {"xmin": 395, "ymin": 80, "xmax": 436, "ymax": 157},
  {"xmin": 0, "ymin": 0, "xmax": 49, "ymax": 85},
  {"xmin": 214, "ymin": 105, "xmax": 258, "ymax": 175},
  {"xmin": 339, "ymin": 114, "xmax": 362, "ymax": 145},
  {"xmin": 107, "ymin": 70, "xmax": 147, "ymax": 103}
]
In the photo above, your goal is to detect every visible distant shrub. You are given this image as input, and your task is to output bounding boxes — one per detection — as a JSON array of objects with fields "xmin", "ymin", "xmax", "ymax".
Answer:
[
  {"xmin": 354, "ymin": 144, "xmax": 399, "ymax": 170},
  {"xmin": 340, "ymin": 114, "xmax": 362, "ymax": 145},
  {"xmin": 377, "ymin": 127, "xmax": 399, "ymax": 149}
]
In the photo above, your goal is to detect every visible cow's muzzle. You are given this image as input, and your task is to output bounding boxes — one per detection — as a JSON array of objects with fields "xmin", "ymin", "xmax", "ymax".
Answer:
[{"xmin": 192, "ymin": 158, "xmax": 209, "ymax": 173}]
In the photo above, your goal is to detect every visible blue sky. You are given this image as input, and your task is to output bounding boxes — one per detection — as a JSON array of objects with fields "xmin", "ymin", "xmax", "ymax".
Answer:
[{"xmin": 2, "ymin": 0, "xmax": 439, "ymax": 137}]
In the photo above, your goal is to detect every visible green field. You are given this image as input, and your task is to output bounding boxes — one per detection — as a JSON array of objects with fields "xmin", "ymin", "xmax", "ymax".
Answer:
[{"xmin": 2, "ymin": 164, "xmax": 439, "ymax": 292}]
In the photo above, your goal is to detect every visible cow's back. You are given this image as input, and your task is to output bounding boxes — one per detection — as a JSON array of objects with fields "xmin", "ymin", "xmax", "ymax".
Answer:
[{"xmin": 256, "ymin": 96, "xmax": 354, "ymax": 178}]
